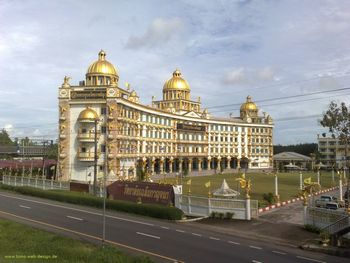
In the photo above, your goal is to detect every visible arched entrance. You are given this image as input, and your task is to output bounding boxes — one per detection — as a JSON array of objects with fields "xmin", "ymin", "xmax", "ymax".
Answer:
[{"xmin": 241, "ymin": 157, "xmax": 249, "ymax": 170}]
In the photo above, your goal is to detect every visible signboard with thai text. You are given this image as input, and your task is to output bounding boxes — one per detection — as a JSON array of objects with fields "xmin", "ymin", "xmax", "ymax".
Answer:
[
  {"xmin": 176, "ymin": 123, "xmax": 205, "ymax": 132},
  {"xmin": 107, "ymin": 181, "xmax": 175, "ymax": 206},
  {"xmin": 71, "ymin": 90, "xmax": 106, "ymax": 100}
]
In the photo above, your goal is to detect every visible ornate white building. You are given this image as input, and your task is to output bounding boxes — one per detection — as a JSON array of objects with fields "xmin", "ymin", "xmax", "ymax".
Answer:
[{"xmin": 58, "ymin": 51, "xmax": 274, "ymax": 182}]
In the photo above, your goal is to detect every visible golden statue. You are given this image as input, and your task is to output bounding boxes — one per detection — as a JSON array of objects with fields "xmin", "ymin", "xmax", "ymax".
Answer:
[
  {"xmin": 108, "ymin": 104, "xmax": 115, "ymax": 116},
  {"xmin": 59, "ymin": 144, "xmax": 65, "ymax": 153},
  {"xmin": 59, "ymin": 106, "xmax": 66, "ymax": 118},
  {"xmin": 108, "ymin": 144, "xmax": 114, "ymax": 152},
  {"xmin": 62, "ymin": 76, "xmax": 71, "ymax": 87},
  {"xmin": 60, "ymin": 124, "xmax": 66, "ymax": 134},
  {"xmin": 235, "ymin": 173, "xmax": 252, "ymax": 198},
  {"xmin": 108, "ymin": 122, "xmax": 114, "ymax": 132}
]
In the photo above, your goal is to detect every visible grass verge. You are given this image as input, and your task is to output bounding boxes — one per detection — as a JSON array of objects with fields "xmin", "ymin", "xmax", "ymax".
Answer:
[
  {"xmin": 0, "ymin": 184, "xmax": 183, "ymax": 220},
  {"xmin": 0, "ymin": 218, "xmax": 153, "ymax": 263},
  {"xmin": 160, "ymin": 171, "xmax": 338, "ymax": 206}
]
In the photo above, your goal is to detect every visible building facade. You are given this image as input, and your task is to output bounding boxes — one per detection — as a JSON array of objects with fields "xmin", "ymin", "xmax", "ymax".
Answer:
[
  {"xmin": 318, "ymin": 135, "xmax": 349, "ymax": 168},
  {"xmin": 58, "ymin": 51, "xmax": 274, "ymax": 182}
]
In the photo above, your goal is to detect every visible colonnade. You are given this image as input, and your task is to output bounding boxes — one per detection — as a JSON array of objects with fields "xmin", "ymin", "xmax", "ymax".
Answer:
[{"xmin": 137, "ymin": 156, "xmax": 249, "ymax": 175}]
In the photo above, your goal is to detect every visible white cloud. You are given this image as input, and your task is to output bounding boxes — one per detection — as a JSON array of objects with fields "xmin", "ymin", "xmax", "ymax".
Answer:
[
  {"xmin": 222, "ymin": 67, "xmax": 276, "ymax": 85},
  {"xmin": 0, "ymin": 24, "xmax": 41, "ymax": 59},
  {"xmin": 4, "ymin": 124, "xmax": 13, "ymax": 133},
  {"xmin": 33, "ymin": 129, "xmax": 41, "ymax": 136},
  {"xmin": 257, "ymin": 67, "xmax": 275, "ymax": 81},
  {"xmin": 223, "ymin": 68, "xmax": 245, "ymax": 84},
  {"xmin": 125, "ymin": 17, "xmax": 184, "ymax": 49}
]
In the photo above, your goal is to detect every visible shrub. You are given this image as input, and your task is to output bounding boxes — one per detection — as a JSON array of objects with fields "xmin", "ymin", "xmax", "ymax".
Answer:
[
  {"xmin": 218, "ymin": 212, "xmax": 225, "ymax": 219},
  {"xmin": 262, "ymin": 192, "xmax": 275, "ymax": 205},
  {"xmin": 0, "ymin": 184, "xmax": 183, "ymax": 220},
  {"xmin": 210, "ymin": 211, "xmax": 218, "ymax": 218},
  {"xmin": 304, "ymin": 224, "xmax": 321, "ymax": 234},
  {"xmin": 225, "ymin": 212, "xmax": 234, "ymax": 220}
]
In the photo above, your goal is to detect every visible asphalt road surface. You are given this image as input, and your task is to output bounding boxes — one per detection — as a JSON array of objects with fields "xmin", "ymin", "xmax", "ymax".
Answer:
[{"xmin": 0, "ymin": 190, "xmax": 348, "ymax": 263}]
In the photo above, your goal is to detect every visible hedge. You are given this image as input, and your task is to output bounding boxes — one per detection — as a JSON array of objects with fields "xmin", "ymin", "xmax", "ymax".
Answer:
[{"xmin": 0, "ymin": 184, "xmax": 184, "ymax": 220}]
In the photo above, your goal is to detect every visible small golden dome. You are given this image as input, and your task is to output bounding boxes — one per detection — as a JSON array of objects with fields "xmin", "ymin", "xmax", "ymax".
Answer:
[
  {"xmin": 86, "ymin": 50, "xmax": 118, "ymax": 76},
  {"xmin": 163, "ymin": 69, "xmax": 190, "ymax": 91},
  {"xmin": 78, "ymin": 107, "xmax": 98, "ymax": 121},
  {"xmin": 130, "ymin": 90, "xmax": 137, "ymax": 97},
  {"xmin": 240, "ymin": 95, "xmax": 258, "ymax": 111}
]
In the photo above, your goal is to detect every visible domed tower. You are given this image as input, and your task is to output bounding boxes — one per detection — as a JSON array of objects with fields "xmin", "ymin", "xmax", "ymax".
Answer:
[
  {"xmin": 154, "ymin": 69, "xmax": 201, "ymax": 114},
  {"xmin": 240, "ymin": 95, "xmax": 258, "ymax": 121},
  {"xmin": 86, "ymin": 50, "xmax": 119, "ymax": 86},
  {"xmin": 163, "ymin": 69, "xmax": 191, "ymax": 101}
]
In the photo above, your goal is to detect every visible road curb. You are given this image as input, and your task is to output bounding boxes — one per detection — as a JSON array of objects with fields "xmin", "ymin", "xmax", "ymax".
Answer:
[
  {"xmin": 258, "ymin": 186, "xmax": 339, "ymax": 213},
  {"xmin": 176, "ymin": 216, "xmax": 208, "ymax": 223}
]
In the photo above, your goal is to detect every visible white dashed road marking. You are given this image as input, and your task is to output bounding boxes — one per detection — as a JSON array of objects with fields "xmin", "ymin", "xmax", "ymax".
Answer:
[
  {"xmin": 191, "ymin": 233, "xmax": 202, "ymax": 237},
  {"xmin": 296, "ymin": 256, "xmax": 326, "ymax": 263},
  {"xmin": 176, "ymin": 229, "xmax": 185, "ymax": 233},
  {"xmin": 272, "ymin": 250, "xmax": 286, "ymax": 255},
  {"xmin": 19, "ymin": 205, "xmax": 31, "ymax": 209},
  {"xmin": 66, "ymin": 215, "xmax": 83, "ymax": 221},
  {"xmin": 252, "ymin": 260, "xmax": 262, "ymax": 263},
  {"xmin": 228, "ymin": 241, "xmax": 240, "ymax": 245},
  {"xmin": 160, "ymin": 226, "xmax": 169, "ymax": 230},
  {"xmin": 209, "ymin": 237, "xmax": 220, "ymax": 241},
  {"xmin": 249, "ymin": 245, "xmax": 262, "ymax": 250},
  {"xmin": 136, "ymin": 232, "xmax": 160, "ymax": 239}
]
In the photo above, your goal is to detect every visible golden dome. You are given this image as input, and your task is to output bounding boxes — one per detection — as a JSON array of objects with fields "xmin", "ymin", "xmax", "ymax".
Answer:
[
  {"xmin": 163, "ymin": 69, "xmax": 190, "ymax": 91},
  {"xmin": 86, "ymin": 50, "xmax": 118, "ymax": 76},
  {"xmin": 240, "ymin": 95, "xmax": 258, "ymax": 111},
  {"xmin": 78, "ymin": 107, "xmax": 98, "ymax": 121}
]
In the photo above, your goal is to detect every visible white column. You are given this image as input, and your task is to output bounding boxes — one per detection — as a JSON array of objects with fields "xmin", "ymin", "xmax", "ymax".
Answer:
[
  {"xmin": 317, "ymin": 170, "xmax": 320, "ymax": 185},
  {"xmin": 245, "ymin": 198, "xmax": 251, "ymax": 220},
  {"xmin": 275, "ymin": 175, "xmax": 278, "ymax": 197},
  {"xmin": 299, "ymin": 171, "xmax": 303, "ymax": 190},
  {"xmin": 303, "ymin": 205, "xmax": 308, "ymax": 225},
  {"xmin": 339, "ymin": 178, "xmax": 343, "ymax": 202}
]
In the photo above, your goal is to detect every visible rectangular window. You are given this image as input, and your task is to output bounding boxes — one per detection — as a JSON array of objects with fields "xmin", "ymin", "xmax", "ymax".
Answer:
[
  {"xmin": 101, "ymin": 107, "xmax": 107, "ymax": 115},
  {"xmin": 101, "ymin": 126, "xmax": 106, "ymax": 134},
  {"xmin": 101, "ymin": 145, "xmax": 106, "ymax": 153}
]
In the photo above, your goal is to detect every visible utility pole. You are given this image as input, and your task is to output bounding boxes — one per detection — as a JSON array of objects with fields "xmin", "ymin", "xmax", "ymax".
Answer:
[
  {"xmin": 42, "ymin": 140, "xmax": 46, "ymax": 178},
  {"xmin": 93, "ymin": 118, "xmax": 98, "ymax": 195},
  {"xmin": 102, "ymin": 105, "xmax": 108, "ymax": 246}
]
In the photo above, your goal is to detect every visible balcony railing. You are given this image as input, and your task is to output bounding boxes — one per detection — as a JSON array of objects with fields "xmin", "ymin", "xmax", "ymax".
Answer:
[
  {"xmin": 77, "ymin": 151, "xmax": 100, "ymax": 161},
  {"xmin": 77, "ymin": 131, "xmax": 100, "ymax": 142}
]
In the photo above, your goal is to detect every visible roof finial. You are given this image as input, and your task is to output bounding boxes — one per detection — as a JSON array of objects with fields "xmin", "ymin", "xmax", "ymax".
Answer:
[
  {"xmin": 173, "ymin": 69, "xmax": 181, "ymax": 77},
  {"xmin": 98, "ymin": 50, "xmax": 106, "ymax": 60}
]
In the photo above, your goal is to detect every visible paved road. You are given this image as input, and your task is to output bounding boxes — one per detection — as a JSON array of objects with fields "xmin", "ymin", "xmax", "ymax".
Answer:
[
  {"xmin": 0, "ymin": 190, "xmax": 348, "ymax": 263},
  {"xmin": 259, "ymin": 187, "xmax": 347, "ymax": 225}
]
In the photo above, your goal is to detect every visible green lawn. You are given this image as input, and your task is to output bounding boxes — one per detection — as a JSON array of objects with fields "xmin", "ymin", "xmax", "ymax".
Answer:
[
  {"xmin": 161, "ymin": 171, "xmax": 339, "ymax": 206},
  {"xmin": 0, "ymin": 219, "xmax": 153, "ymax": 263}
]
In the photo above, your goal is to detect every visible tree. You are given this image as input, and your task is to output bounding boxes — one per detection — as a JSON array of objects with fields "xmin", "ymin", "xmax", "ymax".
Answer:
[
  {"xmin": 0, "ymin": 129, "xmax": 14, "ymax": 145},
  {"xmin": 320, "ymin": 101, "xmax": 350, "ymax": 207}
]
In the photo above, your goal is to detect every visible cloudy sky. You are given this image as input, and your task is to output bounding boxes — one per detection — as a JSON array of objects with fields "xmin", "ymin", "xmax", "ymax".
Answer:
[{"xmin": 1, "ymin": 0, "xmax": 350, "ymax": 145}]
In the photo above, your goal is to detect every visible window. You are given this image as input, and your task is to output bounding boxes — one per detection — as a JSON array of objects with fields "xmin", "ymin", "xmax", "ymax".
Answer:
[
  {"xmin": 81, "ymin": 147, "xmax": 86, "ymax": 153},
  {"xmin": 101, "ymin": 107, "xmax": 107, "ymax": 115},
  {"xmin": 101, "ymin": 145, "xmax": 106, "ymax": 153},
  {"xmin": 101, "ymin": 126, "xmax": 106, "ymax": 134}
]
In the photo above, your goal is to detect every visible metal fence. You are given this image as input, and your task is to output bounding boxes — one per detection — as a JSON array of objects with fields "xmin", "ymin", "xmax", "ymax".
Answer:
[
  {"xmin": 175, "ymin": 194, "xmax": 258, "ymax": 219},
  {"xmin": 306, "ymin": 207, "xmax": 348, "ymax": 229},
  {"xmin": 1, "ymin": 175, "xmax": 69, "ymax": 191}
]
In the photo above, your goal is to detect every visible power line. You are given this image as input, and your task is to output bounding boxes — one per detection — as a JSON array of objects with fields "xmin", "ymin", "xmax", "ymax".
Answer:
[
  {"xmin": 210, "ymin": 91, "xmax": 350, "ymax": 114},
  {"xmin": 206, "ymin": 86, "xmax": 350, "ymax": 109}
]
